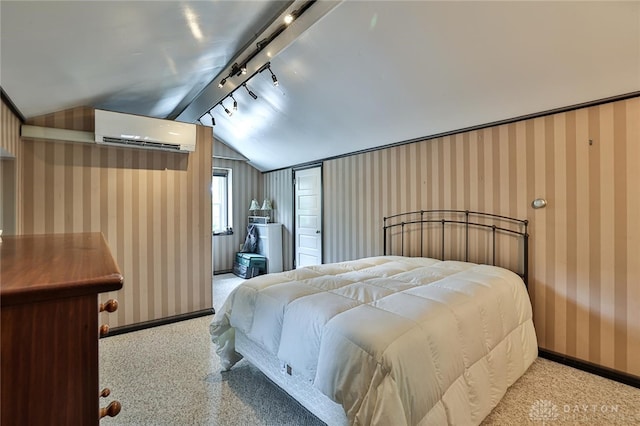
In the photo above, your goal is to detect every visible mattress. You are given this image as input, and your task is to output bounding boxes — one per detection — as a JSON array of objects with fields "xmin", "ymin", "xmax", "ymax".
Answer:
[{"xmin": 210, "ymin": 256, "xmax": 538, "ymax": 425}]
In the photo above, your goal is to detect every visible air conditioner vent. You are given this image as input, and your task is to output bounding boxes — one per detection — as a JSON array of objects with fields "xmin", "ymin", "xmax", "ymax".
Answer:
[{"xmin": 101, "ymin": 137, "xmax": 184, "ymax": 152}]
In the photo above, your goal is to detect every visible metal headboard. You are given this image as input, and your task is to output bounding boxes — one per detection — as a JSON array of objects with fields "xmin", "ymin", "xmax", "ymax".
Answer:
[{"xmin": 383, "ymin": 210, "xmax": 529, "ymax": 286}]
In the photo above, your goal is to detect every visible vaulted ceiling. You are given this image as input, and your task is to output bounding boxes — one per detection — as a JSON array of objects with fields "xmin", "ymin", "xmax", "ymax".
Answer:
[{"xmin": 2, "ymin": 1, "xmax": 638, "ymax": 171}]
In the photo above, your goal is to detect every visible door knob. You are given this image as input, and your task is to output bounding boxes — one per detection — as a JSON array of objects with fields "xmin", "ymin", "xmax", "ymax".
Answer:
[{"xmin": 316, "ymin": 230, "xmax": 321, "ymax": 234}]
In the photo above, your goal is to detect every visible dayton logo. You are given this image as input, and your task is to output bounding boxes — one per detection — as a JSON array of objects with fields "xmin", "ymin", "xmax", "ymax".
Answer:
[{"xmin": 529, "ymin": 399, "xmax": 560, "ymax": 422}]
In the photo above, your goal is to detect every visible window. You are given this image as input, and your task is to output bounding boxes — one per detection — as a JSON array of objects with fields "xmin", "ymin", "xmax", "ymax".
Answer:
[{"xmin": 212, "ymin": 168, "xmax": 233, "ymax": 234}]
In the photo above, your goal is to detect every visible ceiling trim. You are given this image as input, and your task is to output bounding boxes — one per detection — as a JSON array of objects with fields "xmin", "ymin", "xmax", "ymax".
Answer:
[
  {"xmin": 1, "ymin": 87, "xmax": 25, "ymax": 123},
  {"xmin": 292, "ymin": 162, "xmax": 322, "ymax": 172},
  {"xmin": 262, "ymin": 91, "xmax": 640, "ymax": 174}
]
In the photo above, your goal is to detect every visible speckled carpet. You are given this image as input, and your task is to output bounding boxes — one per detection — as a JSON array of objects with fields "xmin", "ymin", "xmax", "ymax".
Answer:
[{"xmin": 99, "ymin": 275, "xmax": 640, "ymax": 425}]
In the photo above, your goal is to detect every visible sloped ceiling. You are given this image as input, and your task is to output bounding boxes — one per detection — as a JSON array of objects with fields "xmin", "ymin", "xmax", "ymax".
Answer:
[
  {"xmin": 2, "ymin": 1, "xmax": 639, "ymax": 172},
  {"xmin": 0, "ymin": 0, "xmax": 291, "ymax": 118}
]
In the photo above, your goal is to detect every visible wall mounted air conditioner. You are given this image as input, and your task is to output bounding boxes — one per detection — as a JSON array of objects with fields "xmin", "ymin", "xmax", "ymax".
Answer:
[
  {"xmin": 21, "ymin": 109, "xmax": 196, "ymax": 153},
  {"xmin": 94, "ymin": 109, "xmax": 196, "ymax": 153}
]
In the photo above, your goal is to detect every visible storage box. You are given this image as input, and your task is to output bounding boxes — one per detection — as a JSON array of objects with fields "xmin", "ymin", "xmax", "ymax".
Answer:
[{"xmin": 233, "ymin": 253, "xmax": 267, "ymax": 279}]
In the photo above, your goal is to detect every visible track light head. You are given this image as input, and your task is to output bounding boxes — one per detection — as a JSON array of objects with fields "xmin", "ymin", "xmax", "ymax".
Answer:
[
  {"xmin": 243, "ymin": 83, "xmax": 258, "ymax": 100},
  {"xmin": 256, "ymin": 38, "xmax": 268, "ymax": 51},
  {"xmin": 241, "ymin": 65, "xmax": 247, "ymax": 75},
  {"xmin": 224, "ymin": 105, "xmax": 232, "ymax": 117},
  {"xmin": 267, "ymin": 66, "xmax": 278, "ymax": 86},
  {"xmin": 231, "ymin": 63, "xmax": 244, "ymax": 77},
  {"xmin": 207, "ymin": 112, "xmax": 215, "ymax": 126},
  {"xmin": 284, "ymin": 14, "xmax": 294, "ymax": 25},
  {"xmin": 218, "ymin": 78, "xmax": 227, "ymax": 88},
  {"xmin": 230, "ymin": 94, "xmax": 238, "ymax": 111}
]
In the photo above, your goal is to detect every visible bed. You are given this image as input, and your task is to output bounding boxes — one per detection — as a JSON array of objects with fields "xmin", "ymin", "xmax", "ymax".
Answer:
[{"xmin": 210, "ymin": 210, "xmax": 538, "ymax": 425}]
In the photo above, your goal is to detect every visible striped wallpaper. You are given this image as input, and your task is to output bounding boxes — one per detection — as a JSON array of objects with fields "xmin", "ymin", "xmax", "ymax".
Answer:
[
  {"xmin": 1, "ymin": 99, "xmax": 23, "ymax": 235},
  {"xmin": 214, "ymin": 139, "xmax": 249, "ymax": 161},
  {"xmin": 263, "ymin": 168, "xmax": 294, "ymax": 271},
  {"xmin": 1, "ymin": 98, "xmax": 23, "ymax": 156},
  {"xmin": 211, "ymin": 154, "xmax": 293, "ymax": 273},
  {"xmin": 5, "ymin": 94, "xmax": 638, "ymax": 377},
  {"xmin": 14, "ymin": 107, "xmax": 213, "ymax": 329},
  {"xmin": 212, "ymin": 142, "xmax": 263, "ymax": 273},
  {"xmin": 267, "ymin": 96, "xmax": 640, "ymax": 378}
]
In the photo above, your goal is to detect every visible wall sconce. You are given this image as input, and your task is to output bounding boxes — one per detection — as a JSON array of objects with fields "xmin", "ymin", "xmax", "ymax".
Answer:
[{"xmin": 531, "ymin": 198, "xmax": 547, "ymax": 209}]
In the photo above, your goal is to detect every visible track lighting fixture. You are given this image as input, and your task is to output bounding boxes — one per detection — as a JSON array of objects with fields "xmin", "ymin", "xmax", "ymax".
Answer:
[
  {"xmin": 195, "ymin": 2, "xmax": 318, "ymax": 127},
  {"xmin": 243, "ymin": 83, "xmax": 258, "ymax": 100},
  {"xmin": 222, "ymin": 102, "xmax": 232, "ymax": 117},
  {"xmin": 201, "ymin": 62, "xmax": 281, "ymax": 125},
  {"xmin": 267, "ymin": 66, "xmax": 278, "ymax": 86},
  {"xmin": 210, "ymin": 1, "xmax": 313, "ymax": 91},
  {"xmin": 230, "ymin": 63, "xmax": 243, "ymax": 77},
  {"xmin": 203, "ymin": 62, "xmax": 285, "ymax": 126},
  {"xmin": 256, "ymin": 38, "xmax": 268, "ymax": 51}
]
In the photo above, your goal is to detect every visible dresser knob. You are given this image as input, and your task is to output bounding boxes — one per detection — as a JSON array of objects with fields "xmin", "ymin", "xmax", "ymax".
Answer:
[
  {"xmin": 99, "ymin": 324, "xmax": 110, "ymax": 337},
  {"xmin": 99, "ymin": 388, "xmax": 110, "ymax": 398},
  {"xmin": 99, "ymin": 401, "xmax": 121, "ymax": 419},
  {"xmin": 99, "ymin": 299, "xmax": 118, "ymax": 313}
]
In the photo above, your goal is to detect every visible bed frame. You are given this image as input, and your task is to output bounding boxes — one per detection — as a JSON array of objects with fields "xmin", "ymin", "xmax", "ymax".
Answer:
[{"xmin": 383, "ymin": 209, "xmax": 529, "ymax": 286}]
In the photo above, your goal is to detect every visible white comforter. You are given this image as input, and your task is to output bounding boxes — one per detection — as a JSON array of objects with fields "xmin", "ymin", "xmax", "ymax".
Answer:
[{"xmin": 210, "ymin": 256, "xmax": 537, "ymax": 425}]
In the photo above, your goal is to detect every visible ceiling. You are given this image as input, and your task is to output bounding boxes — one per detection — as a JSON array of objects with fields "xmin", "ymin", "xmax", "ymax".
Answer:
[{"xmin": 1, "ymin": 1, "xmax": 639, "ymax": 172}]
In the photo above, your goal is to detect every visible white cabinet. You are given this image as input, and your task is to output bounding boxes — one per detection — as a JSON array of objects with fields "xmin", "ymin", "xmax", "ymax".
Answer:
[{"xmin": 254, "ymin": 223, "xmax": 283, "ymax": 273}]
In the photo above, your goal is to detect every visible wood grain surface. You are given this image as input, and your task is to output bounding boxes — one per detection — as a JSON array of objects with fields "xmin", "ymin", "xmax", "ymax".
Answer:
[
  {"xmin": 1, "ymin": 232, "xmax": 123, "ymax": 425},
  {"xmin": 0, "ymin": 233, "xmax": 123, "ymax": 305}
]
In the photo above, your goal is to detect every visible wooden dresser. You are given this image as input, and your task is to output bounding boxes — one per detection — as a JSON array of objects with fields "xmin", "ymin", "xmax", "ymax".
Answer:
[{"xmin": 1, "ymin": 233, "xmax": 123, "ymax": 425}]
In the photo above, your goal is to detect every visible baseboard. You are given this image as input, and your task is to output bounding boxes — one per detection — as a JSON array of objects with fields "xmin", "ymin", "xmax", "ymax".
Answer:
[
  {"xmin": 214, "ymin": 269, "xmax": 233, "ymax": 275},
  {"xmin": 538, "ymin": 348, "xmax": 640, "ymax": 389},
  {"xmin": 104, "ymin": 308, "xmax": 215, "ymax": 337}
]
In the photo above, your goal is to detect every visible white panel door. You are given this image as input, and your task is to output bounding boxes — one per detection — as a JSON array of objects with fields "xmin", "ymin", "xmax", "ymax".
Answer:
[{"xmin": 295, "ymin": 167, "xmax": 322, "ymax": 268}]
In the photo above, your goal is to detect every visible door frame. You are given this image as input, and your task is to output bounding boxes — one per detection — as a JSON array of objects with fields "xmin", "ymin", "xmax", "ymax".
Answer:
[{"xmin": 292, "ymin": 163, "xmax": 323, "ymax": 268}]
